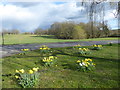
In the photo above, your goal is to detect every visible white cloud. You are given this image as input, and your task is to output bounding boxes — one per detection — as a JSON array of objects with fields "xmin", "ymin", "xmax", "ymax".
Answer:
[
  {"xmin": 0, "ymin": 2, "xmax": 118, "ymax": 32},
  {"xmin": 1, "ymin": 2, "xmax": 85, "ymax": 32},
  {"xmin": 104, "ymin": 9, "xmax": 117, "ymax": 20}
]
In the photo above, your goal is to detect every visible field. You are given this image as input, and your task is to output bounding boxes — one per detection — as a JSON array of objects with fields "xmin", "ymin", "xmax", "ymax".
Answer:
[
  {"xmin": 0, "ymin": 34, "xmax": 118, "ymax": 45},
  {"xmin": 2, "ymin": 44, "xmax": 119, "ymax": 88}
]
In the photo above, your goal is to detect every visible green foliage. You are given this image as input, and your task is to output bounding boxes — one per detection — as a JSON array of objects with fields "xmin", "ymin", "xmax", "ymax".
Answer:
[
  {"xmin": 2, "ymin": 44, "xmax": 119, "ymax": 88},
  {"xmin": 39, "ymin": 45, "xmax": 52, "ymax": 56},
  {"xmin": 34, "ymin": 28, "xmax": 43, "ymax": 35},
  {"xmin": 49, "ymin": 22, "xmax": 87, "ymax": 39},
  {"xmin": 42, "ymin": 56, "xmax": 57, "ymax": 66},
  {"xmin": 76, "ymin": 58, "xmax": 95, "ymax": 72},
  {"xmin": 92, "ymin": 45, "xmax": 103, "ymax": 50},
  {"xmin": 77, "ymin": 48, "xmax": 91, "ymax": 55},
  {"xmin": 72, "ymin": 25, "xmax": 87, "ymax": 39},
  {"xmin": 14, "ymin": 68, "xmax": 39, "ymax": 88}
]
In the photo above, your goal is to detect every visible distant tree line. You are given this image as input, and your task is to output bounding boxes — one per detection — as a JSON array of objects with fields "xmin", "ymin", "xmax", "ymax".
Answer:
[
  {"xmin": 34, "ymin": 28, "xmax": 48, "ymax": 36},
  {"xmin": 2, "ymin": 29, "xmax": 20, "ymax": 34},
  {"xmin": 1, "ymin": 21, "xmax": 119, "ymax": 39},
  {"xmin": 48, "ymin": 21, "xmax": 110, "ymax": 39}
]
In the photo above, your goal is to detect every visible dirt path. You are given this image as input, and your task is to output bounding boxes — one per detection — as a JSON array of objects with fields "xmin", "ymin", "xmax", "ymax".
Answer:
[{"xmin": 0, "ymin": 40, "xmax": 119, "ymax": 58}]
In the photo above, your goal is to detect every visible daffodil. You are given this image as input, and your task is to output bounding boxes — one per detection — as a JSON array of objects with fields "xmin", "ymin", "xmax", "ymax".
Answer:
[
  {"xmin": 21, "ymin": 49, "xmax": 29, "ymax": 51},
  {"xmin": 15, "ymin": 70, "xmax": 19, "ymax": 73},
  {"xmin": 77, "ymin": 60, "xmax": 80, "ymax": 63},
  {"xmin": 49, "ymin": 56, "xmax": 54, "ymax": 59},
  {"xmin": 19, "ymin": 69, "xmax": 24, "ymax": 73},
  {"xmin": 15, "ymin": 75, "xmax": 19, "ymax": 79},
  {"xmin": 79, "ymin": 48, "xmax": 82, "ymax": 50},
  {"xmin": 33, "ymin": 67, "xmax": 39, "ymax": 72},
  {"xmin": 93, "ymin": 45, "xmax": 97, "ymax": 47},
  {"xmin": 87, "ymin": 58, "xmax": 92, "ymax": 61},
  {"xmin": 40, "ymin": 48, "xmax": 42, "ymax": 49},
  {"xmin": 28, "ymin": 70, "xmax": 34, "ymax": 74}
]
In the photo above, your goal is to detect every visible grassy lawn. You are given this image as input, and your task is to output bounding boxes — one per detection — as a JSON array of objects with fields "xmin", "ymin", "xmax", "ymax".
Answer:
[
  {"xmin": 1, "ymin": 44, "xmax": 119, "ymax": 88},
  {"xmin": 0, "ymin": 34, "xmax": 119, "ymax": 45}
]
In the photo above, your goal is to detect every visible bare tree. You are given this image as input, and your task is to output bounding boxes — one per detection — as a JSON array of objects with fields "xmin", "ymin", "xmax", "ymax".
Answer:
[{"xmin": 81, "ymin": 0, "xmax": 119, "ymax": 38}]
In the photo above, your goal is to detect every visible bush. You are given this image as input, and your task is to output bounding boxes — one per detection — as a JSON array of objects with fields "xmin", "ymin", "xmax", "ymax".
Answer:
[
  {"xmin": 72, "ymin": 25, "xmax": 87, "ymax": 39},
  {"xmin": 49, "ymin": 22, "xmax": 87, "ymax": 39}
]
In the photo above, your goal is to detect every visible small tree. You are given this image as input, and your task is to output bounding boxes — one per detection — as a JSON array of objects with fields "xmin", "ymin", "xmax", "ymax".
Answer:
[
  {"xmin": 34, "ymin": 28, "xmax": 43, "ymax": 36},
  {"xmin": 72, "ymin": 25, "xmax": 87, "ymax": 39}
]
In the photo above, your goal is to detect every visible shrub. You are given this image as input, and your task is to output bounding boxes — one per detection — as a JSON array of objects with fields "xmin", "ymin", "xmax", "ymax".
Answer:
[
  {"xmin": 72, "ymin": 25, "xmax": 87, "ymax": 39},
  {"xmin": 49, "ymin": 22, "xmax": 87, "ymax": 39}
]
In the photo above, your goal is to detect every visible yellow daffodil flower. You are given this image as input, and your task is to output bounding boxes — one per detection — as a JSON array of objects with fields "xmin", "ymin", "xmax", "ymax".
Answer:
[
  {"xmin": 32, "ymin": 67, "xmax": 39, "ymax": 72},
  {"xmin": 15, "ymin": 70, "xmax": 19, "ymax": 73},
  {"xmin": 19, "ymin": 69, "xmax": 24, "ymax": 73},
  {"xmin": 15, "ymin": 75, "xmax": 19, "ymax": 79},
  {"xmin": 93, "ymin": 45, "xmax": 97, "ymax": 47},
  {"xmin": 40, "ymin": 48, "xmax": 42, "ymax": 49},
  {"xmin": 79, "ymin": 48, "xmax": 82, "ymax": 50},
  {"xmin": 28, "ymin": 70, "xmax": 34, "ymax": 74},
  {"xmin": 49, "ymin": 56, "xmax": 54, "ymax": 59},
  {"xmin": 77, "ymin": 60, "xmax": 80, "ymax": 63}
]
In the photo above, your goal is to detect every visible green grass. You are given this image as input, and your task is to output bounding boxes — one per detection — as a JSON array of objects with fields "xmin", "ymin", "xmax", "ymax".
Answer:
[
  {"xmin": 2, "ymin": 44, "xmax": 119, "ymax": 88},
  {"xmin": 0, "ymin": 34, "xmax": 119, "ymax": 45}
]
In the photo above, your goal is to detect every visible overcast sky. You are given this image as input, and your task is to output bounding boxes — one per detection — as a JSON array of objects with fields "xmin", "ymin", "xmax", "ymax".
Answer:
[{"xmin": 0, "ymin": 1, "xmax": 119, "ymax": 32}]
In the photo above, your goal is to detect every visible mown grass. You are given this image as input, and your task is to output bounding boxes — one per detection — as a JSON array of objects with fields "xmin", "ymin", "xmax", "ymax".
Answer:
[
  {"xmin": 2, "ymin": 44, "xmax": 119, "ymax": 88},
  {"xmin": 0, "ymin": 34, "xmax": 118, "ymax": 45}
]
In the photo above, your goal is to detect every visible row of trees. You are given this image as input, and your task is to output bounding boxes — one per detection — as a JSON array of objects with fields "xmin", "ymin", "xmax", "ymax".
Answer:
[
  {"xmin": 1, "ymin": 29, "xmax": 48, "ymax": 35},
  {"xmin": 2, "ymin": 29, "xmax": 20, "ymax": 34},
  {"xmin": 1, "ymin": 21, "xmax": 118, "ymax": 39},
  {"xmin": 48, "ymin": 21, "xmax": 110, "ymax": 39}
]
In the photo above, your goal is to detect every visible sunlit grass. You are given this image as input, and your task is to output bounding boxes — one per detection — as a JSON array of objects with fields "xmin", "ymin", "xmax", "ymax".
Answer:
[
  {"xmin": 2, "ymin": 44, "xmax": 119, "ymax": 88},
  {"xmin": 0, "ymin": 34, "xmax": 118, "ymax": 45}
]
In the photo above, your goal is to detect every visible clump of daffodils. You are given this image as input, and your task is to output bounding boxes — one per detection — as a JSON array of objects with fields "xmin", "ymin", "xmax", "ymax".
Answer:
[
  {"xmin": 14, "ymin": 67, "xmax": 39, "ymax": 88},
  {"xmin": 20, "ymin": 48, "xmax": 29, "ymax": 55},
  {"xmin": 39, "ymin": 45, "xmax": 52, "ymax": 56},
  {"xmin": 73, "ymin": 44, "xmax": 81, "ymax": 49},
  {"xmin": 42, "ymin": 56, "xmax": 57, "ymax": 66},
  {"xmin": 92, "ymin": 44, "xmax": 103, "ymax": 50},
  {"xmin": 21, "ymin": 49, "xmax": 29, "ymax": 51},
  {"xmin": 40, "ymin": 45, "xmax": 50, "ymax": 50},
  {"xmin": 76, "ymin": 58, "xmax": 95, "ymax": 72},
  {"xmin": 78, "ymin": 48, "xmax": 91, "ymax": 55}
]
